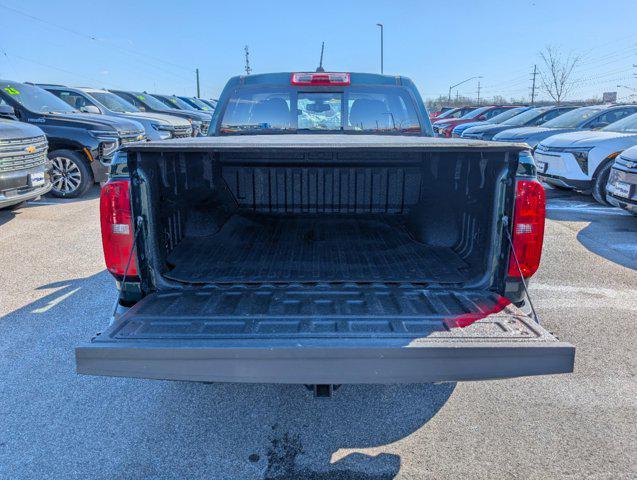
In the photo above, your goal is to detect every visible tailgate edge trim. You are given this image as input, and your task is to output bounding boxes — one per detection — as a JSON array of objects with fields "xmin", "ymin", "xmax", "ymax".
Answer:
[{"xmin": 76, "ymin": 342, "xmax": 575, "ymax": 384}]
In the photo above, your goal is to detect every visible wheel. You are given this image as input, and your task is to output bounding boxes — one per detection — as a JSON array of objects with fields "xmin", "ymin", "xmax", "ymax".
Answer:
[
  {"xmin": 592, "ymin": 160, "xmax": 613, "ymax": 205},
  {"xmin": 48, "ymin": 150, "xmax": 93, "ymax": 198}
]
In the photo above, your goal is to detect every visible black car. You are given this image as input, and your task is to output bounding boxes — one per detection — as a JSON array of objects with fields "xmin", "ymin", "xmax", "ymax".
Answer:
[
  {"xmin": 110, "ymin": 90, "xmax": 211, "ymax": 136},
  {"xmin": 0, "ymin": 81, "xmax": 145, "ymax": 198}
]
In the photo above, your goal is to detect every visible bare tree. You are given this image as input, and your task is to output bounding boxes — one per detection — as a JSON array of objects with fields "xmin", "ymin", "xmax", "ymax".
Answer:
[{"xmin": 539, "ymin": 46, "xmax": 579, "ymax": 104}]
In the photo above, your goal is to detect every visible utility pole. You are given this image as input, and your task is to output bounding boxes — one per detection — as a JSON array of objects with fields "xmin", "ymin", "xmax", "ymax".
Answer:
[
  {"xmin": 195, "ymin": 68, "xmax": 200, "ymax": 97},
  {"xmin": 476, "ymin": 81, "xmax": 481, "ymax": 105},
  {"xmin": 530, "ymin": 64, "xmax": 538, "ymax": 105},
  {"xmin": 376, "ymin": 23, "xmax": 384, "ymax": 74},
  {"xmin": 244, "ymin": 45, "xmax": 251, "ymax": 75}
]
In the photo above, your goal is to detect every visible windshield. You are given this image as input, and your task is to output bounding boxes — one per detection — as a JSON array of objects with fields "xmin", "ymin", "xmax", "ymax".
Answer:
[
  {"xmin": 459, "ymin": 106, "xmax": 489, "ymax": 119},
  {"xmin": 186, "ymin": 97, "xmax": 214, "ymax": 111},
  {"xmin": 157, "ymin": 95, "xmax": 196, "ymax": 111},
  {"xmin": 220, "ymin": 85, "xmax": 421, "ymax": 135},
  {"xmin": 435, "ymin": 108, "xmax": 460, "ymax": 119},
  {"xmin": 601, "ymin": 112, "xmax": 637, "ymax": 133},
  {"xmin": 2, "ymin": 82, "xmax": 76, "ymax": 114},
  {"xmin": 489, "ymin": 107, "xmax": 529, "ymax": 124},
  {"xmin": 88, "ymin": 91, "xmax": 139, "ymax": 113},
  {"xmin": 132, "ymin": 92, "xmax": 171, "ymax": 110},
  {"xmin": 542, "ymin": 106, "xmax": 603, "ymax": 128},
  {"xmin": 500, "ymin": 107, "xmax": 549, "ymax": 126}
]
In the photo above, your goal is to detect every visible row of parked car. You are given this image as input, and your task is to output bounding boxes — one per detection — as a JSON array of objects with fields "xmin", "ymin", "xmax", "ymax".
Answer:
[
  {"xmin": 430, "ymin": 104, "xmax": 637, "ymax": 214},
  {"xmin": 0, "ymin": 79, "xmax": 217, "ymax": 207},
  {"xmin": 1, "ymin": 76, "xmax": 636, "ymax": 216}
]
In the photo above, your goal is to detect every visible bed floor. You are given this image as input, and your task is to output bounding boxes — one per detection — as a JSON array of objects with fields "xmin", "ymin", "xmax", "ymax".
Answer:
[{"xmin": 164, "ymin": 214, "xmax": 471, "ymax": 283}]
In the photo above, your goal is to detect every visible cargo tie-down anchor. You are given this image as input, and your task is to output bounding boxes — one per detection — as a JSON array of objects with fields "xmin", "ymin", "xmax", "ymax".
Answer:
[{"xmin": 306, "ymin": 384, "xmax": 341, "ymax": 398}]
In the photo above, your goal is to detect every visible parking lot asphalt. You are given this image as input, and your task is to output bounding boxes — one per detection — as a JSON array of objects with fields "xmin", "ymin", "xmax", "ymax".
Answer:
[{"xmin": 0, "ymin": 187, "xmax": 635, "ymax": 480}]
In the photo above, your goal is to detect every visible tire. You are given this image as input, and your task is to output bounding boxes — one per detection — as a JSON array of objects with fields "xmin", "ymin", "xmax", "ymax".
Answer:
[
  {"xmin": 48, "ymin": 150, "xmax": 93, "ymax": 198},
  {"xmin": 592, "ymin": 160, "xmax": 613, "ymax": 206}
]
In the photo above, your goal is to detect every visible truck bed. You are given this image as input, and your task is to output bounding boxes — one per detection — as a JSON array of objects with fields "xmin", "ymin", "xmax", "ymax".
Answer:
[{"xmin": 164, "ymin": 214, "xmax": 469, "ymax": 283}]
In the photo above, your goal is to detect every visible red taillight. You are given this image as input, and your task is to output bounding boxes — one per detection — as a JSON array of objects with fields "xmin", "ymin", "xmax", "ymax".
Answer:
[
  {"xmin": 100, "ymin": 179, "xmax": 138, "ymax": 279},
  {"xmin": 508, "ymin": 180, "xmax": 546, "ymax": 278},
  {"xmin": 290, "ymin": 72, "xmax": 350, "ymax": 86}
]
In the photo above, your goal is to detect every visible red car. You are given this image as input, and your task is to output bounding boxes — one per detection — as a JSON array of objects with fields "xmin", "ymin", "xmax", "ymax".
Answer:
[
  {"xmin": 429, "ymin": 106, "xmax": 474, "ymax": 122},
  {"xmin": 432, "ymin": 106, "xmax": 518, "ymax": 137}
]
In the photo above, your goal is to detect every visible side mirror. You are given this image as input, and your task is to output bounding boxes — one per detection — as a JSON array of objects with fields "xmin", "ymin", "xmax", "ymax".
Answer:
[
  {"xmin": 0, "ymin": 104, "xmax": 17, "ymax": 119},
  {"xmin": 80, "ymin": 105, "xmax": 101, "ymax": 114},
  {"xmin": 477, "ymin": 115, "xmax": 487, "ymax": 121}
]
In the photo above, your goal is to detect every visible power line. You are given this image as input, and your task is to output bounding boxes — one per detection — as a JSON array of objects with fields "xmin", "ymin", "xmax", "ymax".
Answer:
[{"xmin": 0, "ymin": 2, "xmax": 194, "ymax": 79}]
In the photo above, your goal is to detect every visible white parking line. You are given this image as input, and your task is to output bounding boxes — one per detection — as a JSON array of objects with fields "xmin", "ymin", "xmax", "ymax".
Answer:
[
  {"xmin": 546, "ymin": 206, "xmax": 630, "ymax": 216},
  {"xmin": 28, "ymin": 201, "xmax": 63, "ymax": 206}
]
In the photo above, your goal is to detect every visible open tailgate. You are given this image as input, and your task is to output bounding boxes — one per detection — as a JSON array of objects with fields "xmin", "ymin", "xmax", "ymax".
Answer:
[{"xmin": 76, "ymin": 286, "xmax": 574, "ymax": 384}]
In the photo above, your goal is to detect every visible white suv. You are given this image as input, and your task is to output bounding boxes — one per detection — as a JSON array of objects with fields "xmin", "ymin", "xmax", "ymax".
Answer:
[{"xmin": 534, "ymin": 112, "xmax": 637, "ymax": 204}]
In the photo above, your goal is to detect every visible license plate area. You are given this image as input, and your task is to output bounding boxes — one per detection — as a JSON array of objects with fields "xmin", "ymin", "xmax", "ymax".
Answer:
[
  {"xmin": 612, "ymin": 180, "xmax": 631, "ymax": 198},
  {"xmin": 535, "ymin": 160, "xmax": 548, "ymax": 173},
  {"xmin": 30, "ymin": 172, "xmax": 45, "ymax": 187}
]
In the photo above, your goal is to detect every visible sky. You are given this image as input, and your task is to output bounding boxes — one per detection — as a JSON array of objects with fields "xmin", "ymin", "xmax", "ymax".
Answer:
[{"xmin": 0, "ymin": 0, "xmax": 636, "ymax": 103}]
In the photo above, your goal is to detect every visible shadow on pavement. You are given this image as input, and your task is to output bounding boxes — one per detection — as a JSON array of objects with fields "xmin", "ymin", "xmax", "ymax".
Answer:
[
  {"xmin": 1, "ymin": 270, "xmax": 456, "ymax": 480},
  {"xmin": 545, "ymin": 188, "xmax": 637, "ymax": 271},
  {"xmin": 40, "ymin": 184, "xmax": 101, "ymax": 204},
  {"xmin": 0, "ymin": 207, "xmax": 17, "ymax": 227}
]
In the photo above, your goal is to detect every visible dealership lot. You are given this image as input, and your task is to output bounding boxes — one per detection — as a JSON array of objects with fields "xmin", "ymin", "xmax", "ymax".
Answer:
[{"xmin": 0, "ymin": 187, "xmax": 635, "ymax": 479}]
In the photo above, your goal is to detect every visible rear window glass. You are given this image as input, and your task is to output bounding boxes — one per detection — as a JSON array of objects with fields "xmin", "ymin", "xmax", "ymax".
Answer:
[
  {"xmin": 219, "ymin": 85, "xmax": 420, "ymax": 134},
  {"xmin": 298, "ymin": 93, "xmax": 341, "ymax": 130}
]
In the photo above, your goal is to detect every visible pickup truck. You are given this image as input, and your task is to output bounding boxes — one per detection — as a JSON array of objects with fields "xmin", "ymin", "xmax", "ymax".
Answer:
[
  {"xmin": 0, "ymin": 115, "xmax": 50, "ymax": 209},
  {"xmin": 76, "ymin": 72, "xmax": 574, "ymax": 389}
]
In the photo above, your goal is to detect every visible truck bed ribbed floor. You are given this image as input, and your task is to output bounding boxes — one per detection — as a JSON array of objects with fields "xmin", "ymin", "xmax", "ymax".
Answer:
[{"xmin": 164, "ymin": 214, "xmax": 470, "ymax": 283}]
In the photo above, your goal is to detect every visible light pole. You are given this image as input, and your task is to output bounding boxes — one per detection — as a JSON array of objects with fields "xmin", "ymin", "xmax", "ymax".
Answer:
[
  {"xmin": 376, "ymin": 23, "xmax": 384, "ymax": 74},
  {"xmin": 448, "ymin": 76, "xmax": 482, "ymax": 102}
]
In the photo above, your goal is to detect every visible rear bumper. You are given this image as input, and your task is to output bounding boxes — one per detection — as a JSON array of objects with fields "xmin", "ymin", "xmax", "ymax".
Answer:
[{"xmin": 77, "ymin": 338, "xmax": 575, "ymax": 384}]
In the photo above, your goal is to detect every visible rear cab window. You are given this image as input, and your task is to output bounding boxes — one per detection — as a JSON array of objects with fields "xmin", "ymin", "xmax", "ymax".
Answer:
[{"xmin": 219, "ymin": 82, "xmax": 422, "ymax": 135}]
